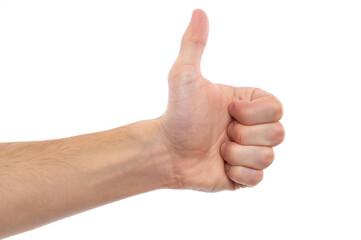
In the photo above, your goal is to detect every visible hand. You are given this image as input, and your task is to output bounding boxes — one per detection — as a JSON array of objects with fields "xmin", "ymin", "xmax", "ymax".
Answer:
[
  {"xmin": 159, "ymin": 9, "xmax": 284, "ymax": 191},
  {"xmin": 0, "ymin": 9, "xmax": 284, "ymax": 237}
]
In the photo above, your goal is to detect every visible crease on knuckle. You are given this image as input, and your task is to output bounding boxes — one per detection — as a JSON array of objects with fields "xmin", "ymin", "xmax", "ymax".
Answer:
[
  {"xmin": 226, "ymin": 165, "xmax": 237, "ymax": 182},
  {"xmin": 258, "ymin": 147, "xmax": 274, "ymax": 169},
  {"xmin": 235, "ymin": 123, "xmax": 244, "ymax": 144},
  {"xmin": 269, "ymin": 98, "xmax": 283, "ymax": 121},
  {"xmin": 225, "ymin": 143, "xmax": 235, "ymax": 164},
  {"xmin": 243, "ymin": 108, "xmax": 252, "ymax": 125},
  {"xmin": 249, "ymin": 170, "xmax": 264, "ymax": 186},
  {"xmin": 168, "ymin": 65, "xmax": 200, "ymax": 83},
  {"xmin": 222, "ymin": 142, "xmax": 229, "ymax": 161},
  {"xmin": 234, "ymin": 167, "xmax": 264, "ymax": 187},
  {"xmin": 270, "ymin": 123, "xmax": 285, "ymax": 146}
]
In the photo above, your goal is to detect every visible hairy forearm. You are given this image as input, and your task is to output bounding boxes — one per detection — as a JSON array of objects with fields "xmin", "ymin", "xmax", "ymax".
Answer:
[{"xmin": 0, "ymin": 119, "xmax": 173, "ymax": 238}]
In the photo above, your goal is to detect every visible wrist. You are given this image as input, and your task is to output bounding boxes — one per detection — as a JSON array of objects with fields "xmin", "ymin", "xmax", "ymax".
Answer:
[
  {"xmin": 120, "ymin": 118, "xmax": 176, "ymax": 191},
  {"xmin": 89, "ymin": 118, "xmax": 176, "ymax": 201}
]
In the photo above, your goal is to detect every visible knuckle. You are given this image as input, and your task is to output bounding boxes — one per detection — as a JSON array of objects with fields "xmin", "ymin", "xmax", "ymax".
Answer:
[
  {"xmin": 228, "ymin": 121, "xmax": 243, "ymax": 143},
  {"xmin": 269, "ymin": 122, "xmax": 285, "ymax": 146},
  {"xmin": 236, "ymin": 124, "xmax": 245, "ymax": 144},
  {"xmin": 233, "ymin": 100, "xmax": 252, "ymax": 124},
  {"xmin": 226, "ymin": 143, "xmax": 237, "ymax": 164},
  {"xmin": 243, "ymin": 108, "xmax": 253, "ymax": 125},
  {"xmin": 269, "ymin": 98, "xmax": 283, "ymax": 121},
  {"xmin": 227, "ymin": 123, "xmax": 233, "ymax": 139},
  {"xmin": 179, "ymin": 70, "xmax": 198, "ymax": 84},
  {"xmin": 228, "ymin": 167, "xmax": 264, "ymax": 187},
  {"xmin": 247, "ymin": 170, "xmax": 264, "ymax": 187},
  {"xmin": 168, "ymin": 64, "xmax": 200, "ymax": 84},
  {"xmin": 222, "ymin": 142, "xmax": 230, "ymax": 161},
  {"xmin": 239, "ymin": 103, "xmax": 253, "ymax": 125},
  {"xmin": 188, "ymin": 37, "xmax": 207, "ymax": 47},
  {"xmin": 258, "ymin": 147, "xmax": 274, "ymax": 169},
  {"xmin": 226, "ymin": 166, "xmax": 238, "ymax": 182}
]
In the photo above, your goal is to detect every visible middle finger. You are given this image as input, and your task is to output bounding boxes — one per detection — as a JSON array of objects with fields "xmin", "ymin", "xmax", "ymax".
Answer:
[{"xmin": 227, "ymin": 121, "xmax": 285, "ymax": 147}]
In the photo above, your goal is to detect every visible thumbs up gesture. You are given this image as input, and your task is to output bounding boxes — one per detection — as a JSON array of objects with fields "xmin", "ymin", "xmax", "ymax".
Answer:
[{"xmin": 159, "ymin": 9, "xmax": 284, "ymax": 191}]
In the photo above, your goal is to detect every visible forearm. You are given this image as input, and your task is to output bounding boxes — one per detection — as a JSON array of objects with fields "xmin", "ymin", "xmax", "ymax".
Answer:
[{"xmin": 0, "ymin": 119, "xmax": 173, "ymax": 238}]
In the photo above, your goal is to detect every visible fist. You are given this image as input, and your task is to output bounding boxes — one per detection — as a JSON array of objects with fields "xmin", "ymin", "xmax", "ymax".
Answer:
[{"xmin": 221, "ymin": 88, "xmax": 284, "ymax": 188}]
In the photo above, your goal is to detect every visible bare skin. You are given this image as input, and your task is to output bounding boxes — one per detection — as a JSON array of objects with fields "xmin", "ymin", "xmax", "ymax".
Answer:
[{"xmin": 0, "ymin": 9, "xmax": 284, "ymax": 238}]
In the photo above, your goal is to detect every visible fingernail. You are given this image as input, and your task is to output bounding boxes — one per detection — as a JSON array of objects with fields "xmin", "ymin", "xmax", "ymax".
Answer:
[
  {"xmin": 229, "ymin": 102, "xmax": 235, "ymax": 116},
  {"xmin": 220, "ymin": 142, "xmax": 226, "ymax": 156},
  {"xmin": 228, "ymin": 121, "xmax": 234, "ymax": 137}
]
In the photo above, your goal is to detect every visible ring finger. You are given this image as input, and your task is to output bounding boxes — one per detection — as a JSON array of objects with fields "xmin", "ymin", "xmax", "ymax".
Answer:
[
  {"xmin": 228, "ymin": 121, "xmax": 285, "ymax": 147},
  {"xmin": 221, "ymin": 142, "xmax": 274, "ymax": 170}
]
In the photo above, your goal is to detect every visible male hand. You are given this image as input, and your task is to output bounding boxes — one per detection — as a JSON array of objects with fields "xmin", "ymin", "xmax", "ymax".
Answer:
[
  {"xmin": 159, "ymin": 9, "xmax": 284, "ymax": 191},
  {"xmin": 0, "ymin": 9, "xmax": 285, "ymax": 238}
]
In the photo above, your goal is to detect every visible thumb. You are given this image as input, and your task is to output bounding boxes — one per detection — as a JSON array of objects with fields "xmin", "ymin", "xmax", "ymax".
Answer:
[{"xmin": 175, "ymin": 9, "xmax": 209, "ymax": 69}]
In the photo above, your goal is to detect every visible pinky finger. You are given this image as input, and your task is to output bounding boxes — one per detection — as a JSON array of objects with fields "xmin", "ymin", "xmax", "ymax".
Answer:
[
  {"xmin": 233, "ymin": 183, "xmax": 247, "ymax": 190},
  {"xmin": 225, "ymin": 164, "xmax": 264, "ymax": 187}
]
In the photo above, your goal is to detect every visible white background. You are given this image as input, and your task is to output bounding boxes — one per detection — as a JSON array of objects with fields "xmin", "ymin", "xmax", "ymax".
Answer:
[{"xmin": 1, "ymin": 0, "xmax": 361, "ymax": 239}]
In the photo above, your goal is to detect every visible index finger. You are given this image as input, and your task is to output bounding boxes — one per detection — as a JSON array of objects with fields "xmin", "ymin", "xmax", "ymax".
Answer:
[{"xmin": 229, "ymin": 88, "xmax": 283, "ymax": 125}]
